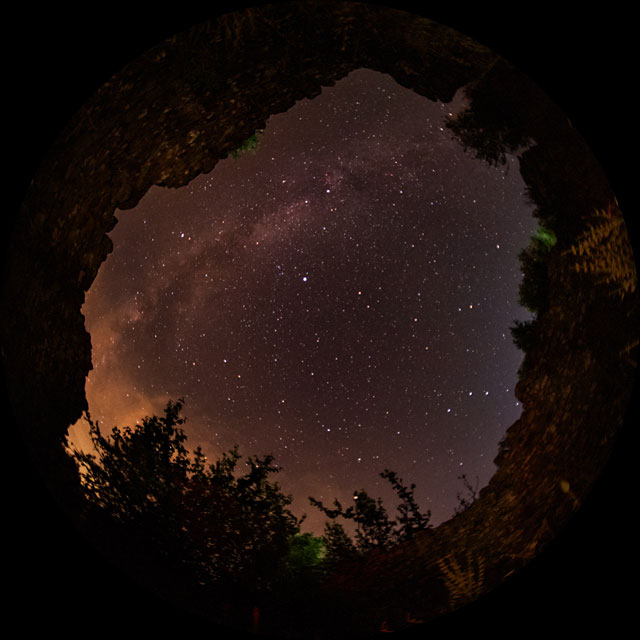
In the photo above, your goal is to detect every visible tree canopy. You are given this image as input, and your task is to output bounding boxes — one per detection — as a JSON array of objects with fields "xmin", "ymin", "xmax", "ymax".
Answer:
[
  {"xmin": 67, "ymin": 397, "xmax": 478, "ymax": 615},
  {"xmin": 309, "ymin": 469, "xmax": 432, "ymax": 562},
  {"xmin": 68, "ymin": 399, "xmax": 302, "ymax": 590}
]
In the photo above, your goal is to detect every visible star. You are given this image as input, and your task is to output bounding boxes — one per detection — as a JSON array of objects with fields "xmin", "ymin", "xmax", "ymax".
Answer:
[{"xmin": 73, "ymin": 68, "xmax": 537, "ymax": 533}]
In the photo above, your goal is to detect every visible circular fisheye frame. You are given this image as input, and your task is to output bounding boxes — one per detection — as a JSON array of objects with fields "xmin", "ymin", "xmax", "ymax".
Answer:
[{"xmin": 4, "ymin": 3, "xmax": 636, "ymax": 638}]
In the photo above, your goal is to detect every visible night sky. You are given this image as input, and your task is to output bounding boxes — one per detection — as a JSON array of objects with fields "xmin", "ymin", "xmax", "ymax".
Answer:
[{"xmin": 68, "ymin": 68, "xmax": 537, "ymax": 533}]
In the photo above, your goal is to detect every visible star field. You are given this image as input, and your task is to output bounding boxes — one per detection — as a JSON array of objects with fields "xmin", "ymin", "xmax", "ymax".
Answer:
[{"xmin": 70, "ymin": 69, "xmax": 537, "ymax": 533}]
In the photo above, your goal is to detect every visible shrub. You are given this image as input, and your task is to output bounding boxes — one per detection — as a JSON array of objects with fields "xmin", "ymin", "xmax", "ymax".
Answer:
[
  {"xmin": 517, "ymin": 225, "xmax": 557, "ymax": 313},
  {"xmin": 510, "ymin": 319, "xmax": 537, "ymax": 353},
  {"xmin": 231, "ymin": 129, "xmax": 263, "ymax": 158}
]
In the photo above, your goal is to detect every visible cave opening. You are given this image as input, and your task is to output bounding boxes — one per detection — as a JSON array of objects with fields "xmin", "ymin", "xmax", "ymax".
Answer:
[{"xmin": 67, "ymin": 67, "xmax": 538, "ymax": 535}]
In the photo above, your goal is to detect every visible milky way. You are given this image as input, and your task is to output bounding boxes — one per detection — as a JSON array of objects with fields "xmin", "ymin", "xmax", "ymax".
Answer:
[{"xmin": 69, "ymin": 68, "xmax": 537, "ymax": 533}]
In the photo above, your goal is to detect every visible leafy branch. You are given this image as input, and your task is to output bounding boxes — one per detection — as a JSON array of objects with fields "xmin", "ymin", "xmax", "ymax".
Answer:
[{"xmin": 309, "ymin": 469, "xmax": 432, "ymax": 561}]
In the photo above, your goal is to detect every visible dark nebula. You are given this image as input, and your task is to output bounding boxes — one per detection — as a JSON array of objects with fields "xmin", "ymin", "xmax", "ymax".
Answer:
[{"xmin": 70, "ymin": 68, "xmax": 537, "ymax": 532}]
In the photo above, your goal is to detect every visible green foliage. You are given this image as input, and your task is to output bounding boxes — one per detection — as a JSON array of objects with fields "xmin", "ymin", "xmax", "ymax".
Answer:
[
  {"xmin": 517, "ymin": 224, "xmax": 556, "ymax": 314},
  {"xmin": 230, "ymin": 130, "xmax": 263, "ymax": 158},
  {"xmin": 309, "ymin": 469, "xmax": 432, "ymax": 557},
  {"xmin": 285, "ymin": 533, "xmax": 326, "ymax": 570},
  {"xmin": 279, "ymin": 533, "xmax": 328, "ymax": 586},
  {"xmin": 68, "ymin": 400, "xmax": 302, "ymax": 590},
  {"xmin": 509, "ymin": 224, "xmax": 557, "ymax": 364},
  {"xmin": 532, "ymin": 225, "xmax": 557, "ymax": 251}
]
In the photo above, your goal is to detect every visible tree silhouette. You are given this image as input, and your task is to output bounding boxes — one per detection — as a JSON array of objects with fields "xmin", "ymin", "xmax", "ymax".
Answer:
[
  {"xmin": 446, "ymin": 108, "xmax": 513, "ymax": 166},
  {"xmin": 380, "ymin": 469, "xmax": 431, "ymax": 541},
  {"xmin": 517, "ymin": 224, "xmax": 557, "ymax": 314},
  {"xmin": 444, "ymin": 62, "xmax": 533, "ymax": 168},
  {"xmin": 320, "ymin": 521, "xmax": 359, "ymax": 565},
  {"xmin": 445, "ymin": 91, "xmax": 531, "ymax": 167},
  {"xmin": 509, "ymin": 318, "xmax": 537, "ymax": 353},
  {"xmin": 309, "ymin": 469, "xmax": 432, "ymax": 558},
  {"xmin": 509, "ymin": 224, "xmax": 557, "ymax": 377},
  {"xmin": 454, "ymin": 474, "xmax": 479, "ymax": 515},
  {"xmin": 67, "ymin": 399, "xmax": 302, "ymax": 591}
]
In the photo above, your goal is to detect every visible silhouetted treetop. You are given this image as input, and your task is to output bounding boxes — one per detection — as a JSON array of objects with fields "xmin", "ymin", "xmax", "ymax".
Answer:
[
  {"xmin": 67, "ymin": 399, "xmax": 302, "ymax": 589},
  {"xmin": 309, "ymin": 468, "xmax": 432, "ymax": 560}
]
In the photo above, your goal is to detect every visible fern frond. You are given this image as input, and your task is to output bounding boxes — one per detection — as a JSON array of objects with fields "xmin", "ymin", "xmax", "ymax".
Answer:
[
  {"xmin": 437, "ymin": 551, "xmax": 485, "ymax": 608},
  {"xmin": 564, "ymin": 202, "xmax": 637, "ymax": 299}
]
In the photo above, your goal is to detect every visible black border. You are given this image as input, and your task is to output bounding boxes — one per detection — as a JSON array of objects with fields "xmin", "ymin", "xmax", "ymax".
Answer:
[{"xmin": 5, "ymin": 3, "xmax": 636, "ymax": 637}]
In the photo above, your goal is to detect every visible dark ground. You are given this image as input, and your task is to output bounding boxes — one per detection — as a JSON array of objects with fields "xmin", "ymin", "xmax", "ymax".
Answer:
[{"xmin": 5, "ymin": 3, "xmax": 636, "ymax": 638}]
